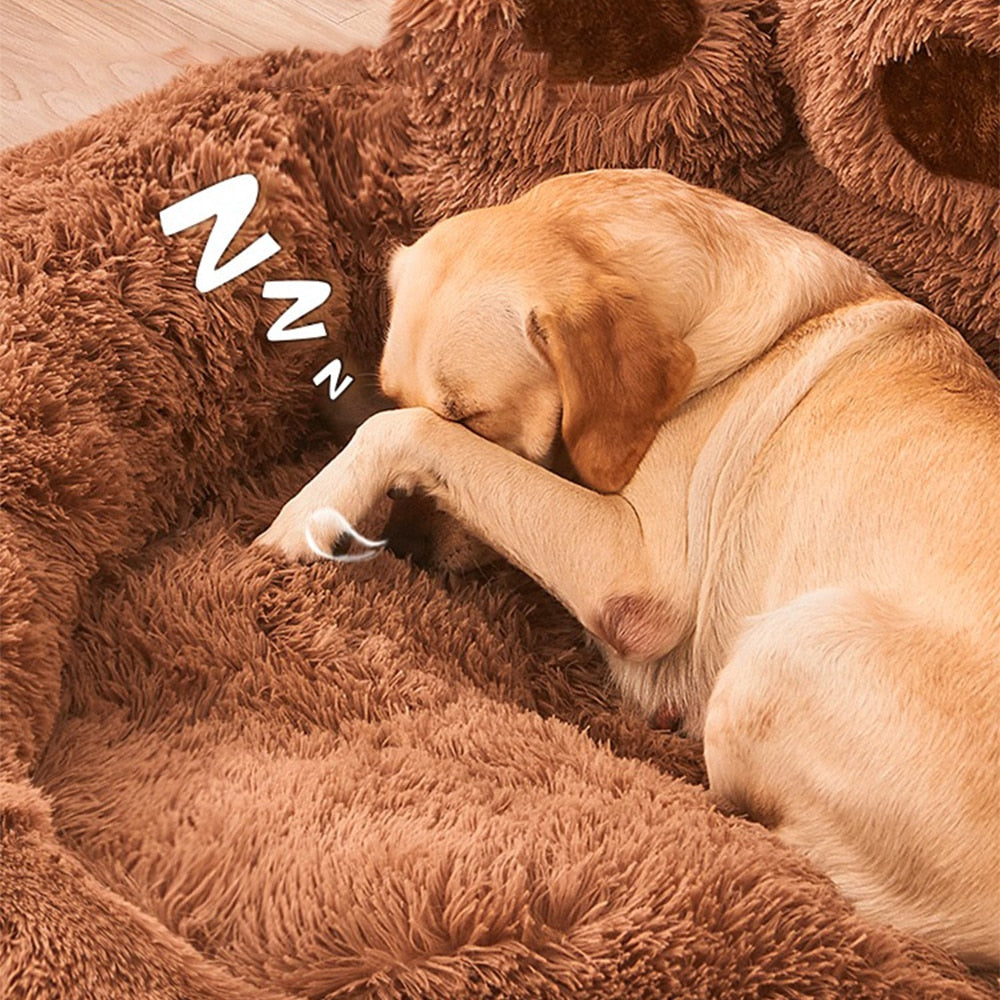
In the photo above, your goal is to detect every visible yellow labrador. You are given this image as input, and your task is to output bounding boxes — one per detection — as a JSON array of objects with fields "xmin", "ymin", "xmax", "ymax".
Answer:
[{"xmin": 257, "ymin": 169, "xmax": 1000, "ymax": 966}]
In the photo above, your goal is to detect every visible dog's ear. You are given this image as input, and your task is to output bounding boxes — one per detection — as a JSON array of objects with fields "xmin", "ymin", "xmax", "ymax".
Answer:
[{"xmin": 529, "ymin": 274, "xmax": 695, "ymax": 493}]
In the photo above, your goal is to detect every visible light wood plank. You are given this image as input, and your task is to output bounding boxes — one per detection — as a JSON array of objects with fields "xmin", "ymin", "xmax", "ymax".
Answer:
[{"xmin": 0, "ymin": 0, "xmax": 393, "ymax": 149}]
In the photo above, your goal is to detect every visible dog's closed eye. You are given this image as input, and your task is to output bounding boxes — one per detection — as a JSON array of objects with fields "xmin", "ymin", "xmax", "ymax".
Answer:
[
  {"xmin": 437, "ymin": 396, "xmax": 489, "ymax": 432},
  {"xmin": 457, "ymin": 411, "xmax": 488, "ymax": 432}
]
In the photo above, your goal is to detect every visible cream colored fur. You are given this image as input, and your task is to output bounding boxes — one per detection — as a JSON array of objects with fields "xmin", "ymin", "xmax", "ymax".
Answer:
[{"xmin": 257, "ymin": 170, "xmax": 1000, "ymax": 967}]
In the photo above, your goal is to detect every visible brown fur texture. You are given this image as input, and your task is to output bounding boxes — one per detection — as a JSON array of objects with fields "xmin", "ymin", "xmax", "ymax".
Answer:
[
  {"xmin": 773, "ymin": 0, "xmax": 999, "ymax": 370},
  {"xmin": 1, "ymin": 0, "xmax": 997, "ymax": 996},
  {"xmin": 519, "ymin": 0, "xmax": 702, "ymax": 84},
  {"xmin": 881, "ymin": 38, "xmax": 1000, "ymax": 189}
]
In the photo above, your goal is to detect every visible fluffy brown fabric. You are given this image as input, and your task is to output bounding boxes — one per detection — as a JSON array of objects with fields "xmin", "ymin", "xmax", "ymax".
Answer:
[
  {"xmin": 0, "ymin": 53, "xmax": 348, "ymax": 774},
  {"xmin": 773, "ymin": 0, "xmax": 999, "ymax": 370},
  {"xmin": 881, "ymin": 38, "xmax": 1000, "ymax": 189},
  {"xmin": 3, "ymin": 781, "xmax": 279, "ymax": 1000},
  {"xmin": 519, "ymin": 0, "xmax": 702, "ymax": 84},
  {"xmin": 1, "ymin": 1, "xmax": 998, "ymax": 997},
  {"xmin": 377, "ymin": 0, "xmax": 785, "ymax": 250}
]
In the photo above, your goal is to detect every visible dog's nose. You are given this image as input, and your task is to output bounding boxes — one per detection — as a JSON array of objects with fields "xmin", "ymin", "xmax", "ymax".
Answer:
[{"xmin": 384, "ymin": 493, "xmax": 436, "ymax": 567}]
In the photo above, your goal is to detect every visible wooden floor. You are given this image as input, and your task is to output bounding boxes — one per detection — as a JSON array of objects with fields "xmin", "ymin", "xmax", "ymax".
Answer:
[{"xmin": 0, "ymin": 1, "xmax": 394, "ymax": 150}]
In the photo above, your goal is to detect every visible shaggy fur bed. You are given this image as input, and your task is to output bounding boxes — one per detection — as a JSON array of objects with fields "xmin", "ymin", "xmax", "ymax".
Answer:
[{"xmin": 1, "ymin": 0, "xmax": 997, "ymax": 997}]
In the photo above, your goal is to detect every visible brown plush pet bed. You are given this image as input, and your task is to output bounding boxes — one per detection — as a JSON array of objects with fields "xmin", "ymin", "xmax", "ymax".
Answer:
[{"xmin": 1, "ymin": 1, "xmax": 998, "ymax": 997}]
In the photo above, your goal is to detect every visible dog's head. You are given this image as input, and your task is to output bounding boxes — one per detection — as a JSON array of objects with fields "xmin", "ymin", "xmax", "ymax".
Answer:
[{"xmin": 378, "ymin": 181, "xmax": 696, "ymax": 570}]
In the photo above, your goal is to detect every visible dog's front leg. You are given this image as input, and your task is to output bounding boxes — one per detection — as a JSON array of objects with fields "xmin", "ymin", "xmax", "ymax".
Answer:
[
  {"xmin": 256, "ymin": 408, "xmax": 680, "ymax": 659},
  {"xmin": 254, "ymin": 408, "xmax": 413, "ymax": 563}
]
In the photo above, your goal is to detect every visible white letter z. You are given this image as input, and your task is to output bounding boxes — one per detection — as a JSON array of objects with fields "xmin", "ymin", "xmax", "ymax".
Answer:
[
  {"xmin": 159, "ymin": 174, "xmax": 281, "ymax": 293},
  {"xmin": 262, "ymin": 280, "xmax": 332, "ymax": 342}
]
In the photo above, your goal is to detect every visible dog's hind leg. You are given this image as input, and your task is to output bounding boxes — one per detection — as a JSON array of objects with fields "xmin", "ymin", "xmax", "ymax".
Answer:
[{"xmin": 702, "ymin": 587, "xmax": 999, "ymax": 967}]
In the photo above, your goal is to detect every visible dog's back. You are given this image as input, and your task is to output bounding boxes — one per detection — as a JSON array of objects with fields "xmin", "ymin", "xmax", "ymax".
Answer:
[{"xmin": 695, "ymin": 303, "xmax": 1000, "ymax": 965}]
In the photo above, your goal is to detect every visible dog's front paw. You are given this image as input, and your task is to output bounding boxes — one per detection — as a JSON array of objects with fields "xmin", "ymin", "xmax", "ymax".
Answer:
[
  {"xmin": 253, "ymin": 448, "xmax": 387, "ymax": 564},
  {"xmin": 253, "ymin": 491, "xmax": 329, "ymax": 562},
  {"xmin": 253, "ymin": 500, "xmax": 317, "ymax": 562},
  {"xmin": 254, "ymin": 500, "xmax": 386, "ymax": 563},
  {"xmin": 253, "ymin": 408, "xmax": 440, "ymax": 563}
]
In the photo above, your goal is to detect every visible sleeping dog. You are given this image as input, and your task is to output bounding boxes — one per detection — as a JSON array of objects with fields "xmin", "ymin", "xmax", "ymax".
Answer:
[{"xmin": 256, "ymin": 169, "xmax": 1000, "ymax": 966}]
